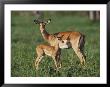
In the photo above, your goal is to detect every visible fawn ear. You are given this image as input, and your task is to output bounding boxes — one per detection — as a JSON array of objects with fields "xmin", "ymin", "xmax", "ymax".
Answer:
[
  {"xmin": 57, "ymin": 37, "xmax": 61, "ymax": 40},
  {"xmin": 57, "ymin": 35, "xmax": 64, "ymax": 39},
  {"xmin": 56, "ymin": 36, "xmax": 62, "ymax": 40},
  {"xmin": 56, "ymin": 36, "xmax": 64, "ymax": 43},
  {"xmin": 46, "ymin": 19, "xmax": 51, "ymax": 24}
]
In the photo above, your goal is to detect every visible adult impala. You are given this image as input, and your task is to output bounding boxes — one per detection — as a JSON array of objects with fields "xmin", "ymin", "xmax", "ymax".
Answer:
[{"xmin": 34, "ymin": 19, "xmax": 86, "ymax": 65}]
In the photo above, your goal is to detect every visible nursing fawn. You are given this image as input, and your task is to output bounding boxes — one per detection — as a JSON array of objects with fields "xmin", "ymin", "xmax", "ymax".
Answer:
[{"xmin": 35, "ymin": 35, "xmax": 64, "ymax": 70}]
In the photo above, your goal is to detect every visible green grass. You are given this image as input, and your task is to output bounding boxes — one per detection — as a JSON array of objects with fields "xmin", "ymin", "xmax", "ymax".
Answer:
[{"xmin": 11, "ymin": 12, "xmax": 100, "ymax": 77}]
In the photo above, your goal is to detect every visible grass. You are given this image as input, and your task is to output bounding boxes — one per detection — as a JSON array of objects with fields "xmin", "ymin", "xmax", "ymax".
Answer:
[{"xmin": 11, "ymin": 12, "xmax": 100, "ymax": 77}]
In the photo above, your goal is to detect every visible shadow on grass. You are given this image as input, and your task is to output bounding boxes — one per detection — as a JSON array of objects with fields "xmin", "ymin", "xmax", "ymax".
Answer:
[
  {"xmin": 66, "ymin": 65, "xmax": 85, "ymax": 77},
  {"xmin": 48, "ymin": 67, "xmax": 61, "ymax": 77},
  {"xmin": 35, "ymin": 66, "xmax": 61, "ymax": 77},
  {"xmin": 35, "ymin": 64, "xmax": 99, "ymax": 77}
]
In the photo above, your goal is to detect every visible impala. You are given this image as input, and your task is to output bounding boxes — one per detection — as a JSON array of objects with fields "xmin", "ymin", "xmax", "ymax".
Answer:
[
  {"xmin": 34, "ymin": 19, "xmax": 86, "ymax": 65},
  {"xmin": 35, "ymin": 35, "xmax": 64, "ymax": 70}
]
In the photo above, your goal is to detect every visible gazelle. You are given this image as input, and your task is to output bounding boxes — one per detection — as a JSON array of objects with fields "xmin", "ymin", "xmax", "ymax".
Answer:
[
  {"xmin": 34, "ymin": 19, "xmax": 86, "ymax": 65},
  {"xmin": 35, "ymin": 35, "xmax": 64, "ymax": 70}
]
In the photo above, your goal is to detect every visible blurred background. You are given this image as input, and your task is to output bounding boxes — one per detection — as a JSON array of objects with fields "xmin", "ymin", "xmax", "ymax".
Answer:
[{"xmin": 11, "ymin": 11, "xmax": 100, "ymax": 77}]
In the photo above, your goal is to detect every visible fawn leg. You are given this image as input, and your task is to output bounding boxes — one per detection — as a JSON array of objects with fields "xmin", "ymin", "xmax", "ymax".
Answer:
[
  {"xmin": 52, "ymin": 56, "xmax": 59, "ymax": 70},
  {"xmin": 35, "ymin": 56, "xmax": 43, "ymax": 70}
]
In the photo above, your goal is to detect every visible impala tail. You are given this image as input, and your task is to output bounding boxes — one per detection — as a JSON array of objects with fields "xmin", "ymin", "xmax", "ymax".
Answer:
[
  {"xmin": 78, "ymin": 34, "xmax": 86, "ymax": 61},
  {"xmin": 78, "ymin": 34, "xmax": 85, "ymax": 51}
]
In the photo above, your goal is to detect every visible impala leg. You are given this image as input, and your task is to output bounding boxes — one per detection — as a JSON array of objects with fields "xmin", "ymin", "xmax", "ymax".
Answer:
[
  {"xmin": 57, "ymin": 55, "xmax": 62, "ymax": 68},
  {"xmin": 73, "ymin": 47, "xmax": 86, "ymax": 65},
  {"xmin": 35, "ymin": 56, "xmax": 40, "ymax": 67},
  {"xmin": 58, "ymin": 61, "xmax": 62, "ymax": 69},
  {"xmin": 79, "ymin": 47, "xmax": 86, "ymax": 65},
  {"xmin": 35, "ymin": 56, "xmax": 43, "ymax": 70},
  {"xmin": 35, "ymin": 47, "xmax": 44, "ymax": 70},
  {"xmin": 52, "ymin": 56, "xmax": 59, "ymax": 70}
]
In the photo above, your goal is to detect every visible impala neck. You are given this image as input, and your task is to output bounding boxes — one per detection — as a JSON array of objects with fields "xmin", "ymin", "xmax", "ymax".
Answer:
[{"xmin": 40, "ymin": 27, "xmax": 50, "ymax": 41}]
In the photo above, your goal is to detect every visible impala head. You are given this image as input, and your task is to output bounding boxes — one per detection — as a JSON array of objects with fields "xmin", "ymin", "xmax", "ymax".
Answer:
[{"xmin": 34, "ymin": 19, "xmax": 51, "ymax": 29}]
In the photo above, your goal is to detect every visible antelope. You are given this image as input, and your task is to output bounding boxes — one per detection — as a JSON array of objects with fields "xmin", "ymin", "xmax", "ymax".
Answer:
[
  {"xmin": 34, "ymin": 19, "xmax": 86, "ymax": 65},
  {"xmin": 35, "ymin": 35, "xmax": 64, "ymax": 70}
]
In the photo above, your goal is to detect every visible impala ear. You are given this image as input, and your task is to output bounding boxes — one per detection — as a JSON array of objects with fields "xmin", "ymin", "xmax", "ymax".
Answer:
[
  {"xmin": 46, "ymin": 19, "xmax": 51, "ymax": 24},
  {"xmin": 34, "ymin": 19, "xmax": 40, "ymax": 24}
]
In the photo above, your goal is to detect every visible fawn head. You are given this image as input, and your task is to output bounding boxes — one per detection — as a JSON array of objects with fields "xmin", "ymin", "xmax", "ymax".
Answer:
[{"xmin": 54, "ymin": 35, "xmax": 64, "ymax": 45}]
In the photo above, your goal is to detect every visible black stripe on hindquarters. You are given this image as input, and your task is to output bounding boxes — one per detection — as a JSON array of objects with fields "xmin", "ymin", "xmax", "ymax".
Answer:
[{"xmin": 78, "ymin": 34, "xmax": 85, "ymax": 51}]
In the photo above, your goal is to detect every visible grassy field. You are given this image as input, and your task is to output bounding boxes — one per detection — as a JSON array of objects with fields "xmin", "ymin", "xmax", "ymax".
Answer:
[{"xmin": 11, "ymin": 11, "xmax": 100, "ymax": 77}]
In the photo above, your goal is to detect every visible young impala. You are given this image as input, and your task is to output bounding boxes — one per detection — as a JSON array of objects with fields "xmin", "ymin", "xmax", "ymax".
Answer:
[
  {"xmin": 34, "ymin": 19, "xmax": 86, "ymax": 65},
  {"xmin": 35, "ymin": 35, "xmax": 64, "ymax": 70}
]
